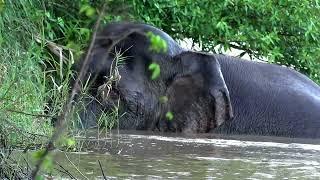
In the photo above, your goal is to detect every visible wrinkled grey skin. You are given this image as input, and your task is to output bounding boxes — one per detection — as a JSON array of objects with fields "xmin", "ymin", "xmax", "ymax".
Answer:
[
  {"xmin": 214, "ymin": 55, "xmax": 320, "ymax": 138},
  {"xmin": 75, "ymin": 22, "xmax": 184, "ymax": 129},
  {"xmin": 75, "ymin": 22, "xmax": 320, "ymax": 138}
]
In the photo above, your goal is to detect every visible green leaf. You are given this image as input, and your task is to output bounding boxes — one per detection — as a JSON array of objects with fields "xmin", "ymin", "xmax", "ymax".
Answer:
[
  {"xmin": 159, "ymin": 96, "xmax": 168, "ymax": 103},
  {"xmin": 79, "ymin": 4, "xmax": 90, "ymax": 14},
  {"xmin": 42, "ymin": 155, "xmax": 53, "ymax": 171},
  {"xmin": 148, "ymin": 62, "xmax": 161, "ymax": 80},
  {"xmin": 32, "ymin": 149, "xmax": 46, "ymax": 160},
  {"xmin": 35, "ymin": 175, "xmax": 45, "ymax": 180},
  {"xmin": 146, "ymin": 31, "xmax": 168, "ymax": 53},
  {"xmin": 80, "ymin": 4, "xmax": 96, "ymax": 17},
  {"xmin": 32, "ymin": 150, "xmax": 53, "ymax": 171},
  {"xmin": 57, "ymin": 136, "xmax": 77, "ymax": 150},
  {"xmin": 57, "ymin": 17, "xmax": 64, "ymax": 28},
  {"xmin": 44, "ymin": 12, "xmax": 50, "ymax": 18},
  {"xmin": 0, "ymin": 0, "xmax": 5, "ymax": 12},
  {"xmin": 66, "ymin": 138, "xmax": 76, "ymax": 147},
  {"xmin": 79, "ymin": 28, "xmax": 91, "ymax": 40},
  {"xmin": 166, "ymin": 111, "xmax": 174, "ymax": 121},
  {"xmin": 85, "ymin": 7, "xmax": 96, "ymax": 17}
]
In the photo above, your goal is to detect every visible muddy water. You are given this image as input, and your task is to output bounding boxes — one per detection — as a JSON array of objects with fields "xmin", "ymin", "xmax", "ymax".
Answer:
[{"xmin": 33, "ymin": 131, "xmax": 320, "ymax": 179}]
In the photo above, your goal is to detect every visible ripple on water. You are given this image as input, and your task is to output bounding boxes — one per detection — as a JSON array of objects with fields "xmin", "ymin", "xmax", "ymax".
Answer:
[
  {"xmin": 127, "ymin": 134, "xmax": 320, "ymax": 151},
  {"xmin": 49, "ymin": 132, "xmax": 320, "ymax": 179}
]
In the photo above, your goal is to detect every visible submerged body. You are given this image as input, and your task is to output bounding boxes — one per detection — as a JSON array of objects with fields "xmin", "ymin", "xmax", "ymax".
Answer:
[
  {"xmin": 75, "ymin": 22, "xmax": 320, "ymax": 138},
  {"xmin": 215, "ymin": 55, "xmax": 320, "ymax": 138}
]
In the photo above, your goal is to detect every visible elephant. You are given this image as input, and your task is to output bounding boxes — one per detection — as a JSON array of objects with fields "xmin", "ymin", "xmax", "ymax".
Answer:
[
  {"xmin": 73, "ymin": 22, "xmax": 320, "ymax": 138},
  {"xmin": 213, "ymin": 54, "xmax": 320, "ymax": 138},
  {"xmin": 73, "ymin": 22, "xmax": 184, "ymax": 129}
]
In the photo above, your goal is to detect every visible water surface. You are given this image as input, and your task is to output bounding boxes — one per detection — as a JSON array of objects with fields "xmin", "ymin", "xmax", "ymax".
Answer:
[{"xmin": 24, "ymin": 131, "xmax": 320, "ymax": 179}]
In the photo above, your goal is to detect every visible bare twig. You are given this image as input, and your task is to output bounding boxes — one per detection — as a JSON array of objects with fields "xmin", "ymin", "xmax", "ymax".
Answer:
[
  {"xmin": 5, "ymin": 108, "xmax": 52, "ymax": 118},
  {"xmin": 55, "ymin": 161, "xmax": 77, "ymax": 180},
  {"xmin": 23, "ymin": 156, "xmax": 31, "ymax": 172},
  {"xmin": 64, "ymin": 152, "xmax": 88, "ymax": 180},
  {"xmin": 35, "ymin": 36, "xmax": 77, "ymax": 62},
  {"xmin": 30, "ymin": 4, "xmax": 107, "ymax": 179},
  {"xmin": 31, "ymin": 3, "xmax": 152, "ymax": 179},
  {"xmin": 98, "ymin": 160, "xmax": 107, "ymax": 180}
]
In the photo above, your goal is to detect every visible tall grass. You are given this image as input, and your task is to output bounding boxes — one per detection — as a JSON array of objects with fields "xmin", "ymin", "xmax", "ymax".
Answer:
[
  {"xmin": 0, "ymin": 0, "xmax": 125, "ymax": 147},
  {"xmin": 0, "ymin": 0, "xmax": 88, "ymax": 147},
  {"xmin": 0, "ymin": 0, "xmax": 53, "ymax": 147}
]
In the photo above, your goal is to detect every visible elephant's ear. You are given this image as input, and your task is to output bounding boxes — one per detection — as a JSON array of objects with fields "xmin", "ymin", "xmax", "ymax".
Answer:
[{"xmin": 169, "ymin": 51, "xmax": 233, "ymax": 129}]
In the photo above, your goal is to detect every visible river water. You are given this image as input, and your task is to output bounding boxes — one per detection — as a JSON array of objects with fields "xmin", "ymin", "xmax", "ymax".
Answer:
[{"xmin": 22, "ymin": 130, "xmax": 320, "ymax": 179}]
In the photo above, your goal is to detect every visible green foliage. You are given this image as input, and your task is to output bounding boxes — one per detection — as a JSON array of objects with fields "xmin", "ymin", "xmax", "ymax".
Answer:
[
  {"xmin": 0, "ymin": 0, "xmax": 126, "ymax": 148},
  {"xmin": 128, "ymin": 0, "xmax": 320, "ymax": 83},
  {"xmin": 32, "ymin": 149, "xmax": 53, "ymax": 172},
  {"xmin": 165, "ymin": 111, "xmax": 174, "ymax": 121},
  {"xmin": 148, "ymin": 63, "xmax": 161, "ymax": 80},
  {"xmin": 35, "ymin": 175, "xmax": 45, "ymax": 180},
  {"xmin": 159, "ymin": 96, "xmax": 169, "ymax": 103},
  {"xmin": 147, "ymin": 31, "xmax": 168, "ymax": 53},
  {"xmin": 0, "ymin": 0, "xmax": 4, "ymax": 12},
  {"xmin": 79, "ymin": 0, "xmax": 96, "ymax": 18},
  {"xmin": 0, "ymin": 0, "xmax": 53, "ymax": 147},
  {"xmin": 146, "ymin": 31, "xmax": 168, "ymax": 80},
  {"xmin": 57, "ymin": 136, "xmax": 77, "ymax": 150}
]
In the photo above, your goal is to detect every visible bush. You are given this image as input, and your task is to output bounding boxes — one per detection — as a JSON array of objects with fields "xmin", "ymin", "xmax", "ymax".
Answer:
[{"xmin": 128, "ymin": 0, "xmax": 320, "ymax": 83}]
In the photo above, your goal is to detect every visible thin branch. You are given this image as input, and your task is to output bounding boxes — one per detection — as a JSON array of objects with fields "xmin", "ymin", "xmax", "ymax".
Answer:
[
  {"xmin": 55, "ymin": 161, "xmax": 77, "ymax": 180},
  {"xmin": 35, "ymin": 36, "xmax": 78, "ymax": 53},
  {"xmin": 30, "ymin": 3, "xmax": 107, "ymax": 178},
  {"xmin": 98, "ymin": 160, "xmax": 107, "ymax": 180},
  {"xmin": 23, "ymin": 156, "xmax": 31, "ymax": 173},
  {"xmin": 5, "ymin": 109, "xmax": 53, "ymax": 118},
  {"xmin": 218, "ymin": 41, "xmax": 266, "ymax": 61},
  {"xmin": 64, "ymin": 152, "xmax": 88, "ymax": 180},
  {"xmin": 31, "ymin": 3, "xmax": 152, "ymax": 178},
  {"xmin": 217, "ymin": 41, "xmax": 255, "ymax": 55}
]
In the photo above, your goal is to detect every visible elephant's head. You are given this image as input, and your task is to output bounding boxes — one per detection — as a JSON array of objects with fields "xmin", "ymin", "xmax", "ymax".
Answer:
[
  {"xmin": 161, "ymin": 51, "xmax": 234, "ymax": 133},
  {"xmin": 75, "ymin": 22, "xmax": 233, "ymax": 133}
]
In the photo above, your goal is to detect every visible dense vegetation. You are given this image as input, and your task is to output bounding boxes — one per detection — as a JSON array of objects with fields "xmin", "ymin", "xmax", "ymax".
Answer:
[
  {"xmin": 131, "ymin": 0, "xmax": 320, "ymax": 82},
  {"xmin": 0, "ymin": 0, "xmax": 320, "ymax": 178}
]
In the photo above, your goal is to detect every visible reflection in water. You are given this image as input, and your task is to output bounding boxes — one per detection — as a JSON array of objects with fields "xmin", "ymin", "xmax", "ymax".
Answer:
[{"xmin": 21, "ymin": 130, "xmax": 320, "ymax": 179}]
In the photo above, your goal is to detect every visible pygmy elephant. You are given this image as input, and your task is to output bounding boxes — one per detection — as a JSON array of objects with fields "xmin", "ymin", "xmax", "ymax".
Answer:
[{"xmin": 74, "ymin": 22, "xmax": 320, "ymax": 138}]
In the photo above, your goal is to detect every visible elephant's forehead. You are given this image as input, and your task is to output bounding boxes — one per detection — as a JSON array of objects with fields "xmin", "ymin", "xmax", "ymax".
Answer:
[{"xmin": 118, "ymin": 69, "xmax": 145, "ymax": 92}]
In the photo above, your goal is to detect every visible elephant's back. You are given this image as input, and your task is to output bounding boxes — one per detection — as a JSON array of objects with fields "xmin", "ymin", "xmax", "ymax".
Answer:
[
  {"xmin": 214, "ymin": 54, "xmax": 320, "ymax": 138},
  {"xmin": 215, "ymin": 54, "xmax": 320, "ymax": 99}
]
